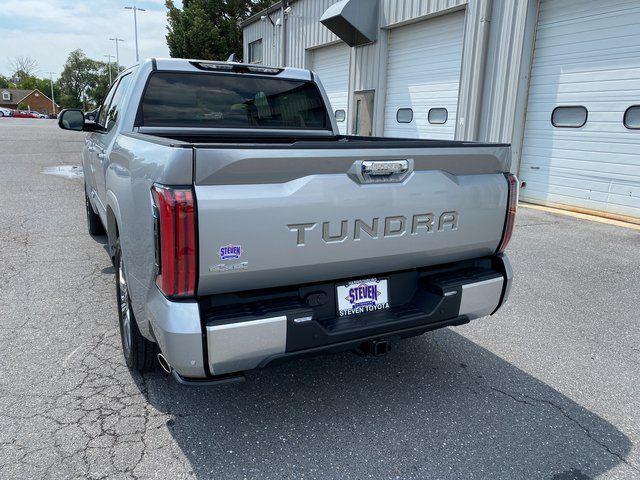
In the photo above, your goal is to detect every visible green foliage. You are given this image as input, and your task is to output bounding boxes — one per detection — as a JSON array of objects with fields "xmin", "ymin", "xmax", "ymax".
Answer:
[
  {"xmin": 88, "ymin": 62, "xmax": 124, "ymax": 109},
  {"xmin": 17, "ymin": 102, "xmax": 28, "ymax": 110},
  {"xmin": 15, "ymin": 75, "xmax": 61, "ymax": 103},
  {"xmin": 165, "ymin": 0, "xmax": 272, "ymax": 61},
  {"xmin": 0, "ymin": 70, "xmax": 61, "ymax": 108},
  {"xmin": 57, "ymin": 49, "xmax": 124, "ymax": 110},
  {"xmin": 0, "ymin": 75, "xmax": 11, "ymax": 89},
  {"xmin": 58, "ymin": 49, "xmax": 95, "ymax": 109}
]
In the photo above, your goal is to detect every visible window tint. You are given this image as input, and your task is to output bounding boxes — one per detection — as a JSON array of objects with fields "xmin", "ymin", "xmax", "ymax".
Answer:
[
  {"xmin": 335, "ymin": 109, "xmax": 346, "ymax": 122},
  {"xmin": 139, "ymin": 72, "xmax": 330, "ymax": 130},
  {"xmin": 428, "ymin": 107, "xmax": 448, "ymax": 124},
  {"xmin": 551, "ymin": 106, "xmax": 587, "ymax": 128},
  {"xmin": 249, "ymin": 39, "xmax": 263, "ymax": 64},
  {"xmin": 105, "ymin": 74, "xmax": 132, "ymax": 131},
  {"xmin": 396, "ymin": 108, "xmax": 413, "ymax": 123},
  {"xmin": 624, "ymin": 105, "xmax": 640, "ymax": 130},
  {"xmin": 97, "ymin": 82, "xmax": 119, "ymax": 127}
]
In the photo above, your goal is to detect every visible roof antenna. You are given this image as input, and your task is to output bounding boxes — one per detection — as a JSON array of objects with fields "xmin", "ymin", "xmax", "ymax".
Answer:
[{"xmin": 227, "ymin": 53, "xmax": 237, "ymax": 63}]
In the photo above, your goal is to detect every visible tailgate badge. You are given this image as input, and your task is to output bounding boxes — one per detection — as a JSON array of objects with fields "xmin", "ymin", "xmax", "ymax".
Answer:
[
  {"xmin": 362, "ymin": 160, "xmax": 409, "ymax": 176},
  {"xmin": 350, "ymin": 159, "xmax": 413, "ymax": 184}
]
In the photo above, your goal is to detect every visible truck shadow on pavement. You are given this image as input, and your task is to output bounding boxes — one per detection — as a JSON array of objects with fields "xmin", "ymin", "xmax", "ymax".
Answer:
[{"xmin": 134, "ymin": 329, "xmax": 633, "ymax": 480}]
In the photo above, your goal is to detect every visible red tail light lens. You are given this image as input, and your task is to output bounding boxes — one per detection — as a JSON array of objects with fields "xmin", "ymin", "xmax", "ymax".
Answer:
[
  {"xmin": 496, "ymin": 173, "xmax": 519, "ymax": 254},
  {"xmin": 151, "ymin": 184, "xmax": 196, "ymax": 298}
]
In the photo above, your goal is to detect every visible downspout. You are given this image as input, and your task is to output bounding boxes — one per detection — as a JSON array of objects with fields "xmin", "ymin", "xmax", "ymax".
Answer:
[
  {"xmin": 280, "ymin": 0, "xmax": 289, "ymax": 67},
  {"xmin": 469, "ymin": 0, "xmax": 493, "ymax": 141}
]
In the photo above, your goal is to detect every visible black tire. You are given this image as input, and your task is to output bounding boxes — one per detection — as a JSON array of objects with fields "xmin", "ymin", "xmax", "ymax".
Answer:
[
  {"xmin": 85, "ymin": 193, "xmax": 105, "ymax": 236},
  {"xmin": 115, "ymin": 240, "xmax": 157, "ymax": 372}
]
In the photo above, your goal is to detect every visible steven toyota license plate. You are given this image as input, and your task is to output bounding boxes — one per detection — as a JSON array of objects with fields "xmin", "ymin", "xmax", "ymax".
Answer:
[{"xmin": 337, "ymin": 278, "xmax": 390, "ymax": 317}]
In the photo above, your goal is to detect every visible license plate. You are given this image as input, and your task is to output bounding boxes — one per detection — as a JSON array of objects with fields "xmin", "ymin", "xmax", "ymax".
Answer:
[{"xmin": 336, "ymin": 278, "xmax": 390, "ymax": 317}]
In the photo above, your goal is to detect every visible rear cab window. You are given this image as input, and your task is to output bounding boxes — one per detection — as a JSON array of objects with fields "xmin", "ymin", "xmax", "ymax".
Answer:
[{"xmin": 138, "ymin": 72, "xmax": 331, "ymax": 130}]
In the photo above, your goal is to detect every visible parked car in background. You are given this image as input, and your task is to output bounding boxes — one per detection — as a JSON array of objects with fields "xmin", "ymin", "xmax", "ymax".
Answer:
[
  {"xmin": 0, "ymin": 107, "xmax": 12, "ymax": 117},
  {"xmin": 30, "ymin": 111, "xmax": 48, "ymax": 119},
  {"xmin": 12, "ymin": 110, "xmax": 39, "ymax": 118}
]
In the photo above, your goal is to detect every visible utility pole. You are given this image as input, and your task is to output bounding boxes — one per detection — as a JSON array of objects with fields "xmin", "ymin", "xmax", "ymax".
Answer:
[
  {"xmin": 46, "ymin": 72, "xmax": 56, "ymax": 115},
  {"xmin": 104, "ymin": 54, "xmax": 114, "ymax": 85},
  {"xmin": 124, "ymin": 6, "xmax": 146, "ymax": 62},
  {"xmin": 109, "ymin": 37, "xmax": 124, "ymax": 72}
]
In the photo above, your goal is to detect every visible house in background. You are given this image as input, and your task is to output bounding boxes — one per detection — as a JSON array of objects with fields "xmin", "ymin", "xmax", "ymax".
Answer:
[
  {"xmin": 0, "ymin": 88, "xmax": 60, "ymax": 115},
  {"xmin": 242, "ymin": 0, "xmax": 640, "ymax": 224}
]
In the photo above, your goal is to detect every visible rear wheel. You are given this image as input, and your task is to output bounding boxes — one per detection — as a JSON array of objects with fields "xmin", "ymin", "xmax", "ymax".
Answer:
[
  {"xmin": 85, "ymin": 193, "xmax": 105, "ymax": 235},
  {"xmin": 0, "ymin": 111, "xmax": 4, "ymax": 117},
  {"xmin": 115, "ymin": 240, "xmax": 157, "ymax": 372}
]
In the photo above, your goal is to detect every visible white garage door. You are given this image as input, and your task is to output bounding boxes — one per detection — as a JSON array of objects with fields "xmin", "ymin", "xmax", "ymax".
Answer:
[
  {"xmin": 520, "ymin": 0, "xmax": 640, "ymax": 220},
  {"xmin": 384, "ymin": 11, "xmax": 465, "ymax": 140},
  {"xmin": 310, "ymin": 43, "xmax": 350, "ymax": 134}
]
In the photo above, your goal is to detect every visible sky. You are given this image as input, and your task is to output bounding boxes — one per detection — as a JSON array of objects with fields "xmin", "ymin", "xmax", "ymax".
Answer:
[{"xmin": 0, "ymin": 0, "xmax": 183, "ymax": 79}]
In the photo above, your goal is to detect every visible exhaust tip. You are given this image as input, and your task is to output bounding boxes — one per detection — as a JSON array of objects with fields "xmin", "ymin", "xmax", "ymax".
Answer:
[{"xmin": 157, "ymin": 353, "xmax": 172, "ymax": 374}]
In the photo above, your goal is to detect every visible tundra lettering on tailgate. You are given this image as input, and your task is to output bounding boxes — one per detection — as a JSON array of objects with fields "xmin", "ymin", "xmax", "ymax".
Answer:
[{"xmin": 287, "ymin": 212, "xmax": 459, "ymax": 247}]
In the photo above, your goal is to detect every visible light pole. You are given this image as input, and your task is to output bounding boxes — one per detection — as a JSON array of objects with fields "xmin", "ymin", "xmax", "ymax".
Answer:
[
  {"xmin": 46, "ymin": 72, "xmax": 56, "ymax": 115},
  {"xmin": 104, "ymin": 54, "xmax": 114, "ymax": 85},
  {"xmin": 109, "ymin": 37, "xmax": 124, "ymax": 72},
  {"xmin": 124, "ymin": 5, "xmax": 146, "ymax": 62}
]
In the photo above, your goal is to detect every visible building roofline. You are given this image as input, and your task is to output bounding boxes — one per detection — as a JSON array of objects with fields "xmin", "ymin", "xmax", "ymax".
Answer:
[
  {"xmin": 240, "ymin": 1, "xmax": 299, "ymax": 28},
  {"xmin": 22, "ymin": 88, "xmax": 60, "ymax": 107},
  {"xmin": 1, "ymin": 88, "xmax": 32, "ymax": 104}
]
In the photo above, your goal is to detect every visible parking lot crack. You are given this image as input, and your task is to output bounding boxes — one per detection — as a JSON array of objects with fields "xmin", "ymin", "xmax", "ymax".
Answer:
[{"xmin": 487, "ymin": 386, "xmax": 640, "ymax": 474}]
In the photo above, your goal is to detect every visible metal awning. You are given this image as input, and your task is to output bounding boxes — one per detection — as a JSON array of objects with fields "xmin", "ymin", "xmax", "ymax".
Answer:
[{"xmin": 320, "ymin": 0, "xmax": 379, "ymax": 47}]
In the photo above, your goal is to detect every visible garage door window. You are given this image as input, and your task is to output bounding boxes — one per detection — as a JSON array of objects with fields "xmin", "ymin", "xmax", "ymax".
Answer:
[
  {"xmin": 428, "ymin": 108, "xmax": 448, "ymax": 124},
  {"xmin": 335, "ymin": 109, "xmax": 346, "ymax": 122},
  {"xmin": 396, "ymin": 108, "xmax": 413, "ymax": 123},
  {"xmin": 624, "ymin": 105, "xmax": 640, "ymax": 130},
  {"xmin": 551, "ymin": 106, "xmax": 587, "ymax": 128}
]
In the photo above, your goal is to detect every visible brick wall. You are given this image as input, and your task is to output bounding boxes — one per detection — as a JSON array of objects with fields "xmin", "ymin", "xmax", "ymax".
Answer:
[{"xmin": 18, "ymin": 91, "xmax": 60, "ymax": 115}]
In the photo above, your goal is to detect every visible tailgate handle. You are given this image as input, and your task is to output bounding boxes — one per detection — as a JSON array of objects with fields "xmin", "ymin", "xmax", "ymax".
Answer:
[{"xmin": 362, "ymin": 160, "xmax": 409, "ymax": 176}]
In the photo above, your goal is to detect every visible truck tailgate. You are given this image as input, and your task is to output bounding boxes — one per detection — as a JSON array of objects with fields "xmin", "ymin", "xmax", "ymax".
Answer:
[{"xmin": 194, "ymin": 145, "xmax": 510, "ymax": 295}]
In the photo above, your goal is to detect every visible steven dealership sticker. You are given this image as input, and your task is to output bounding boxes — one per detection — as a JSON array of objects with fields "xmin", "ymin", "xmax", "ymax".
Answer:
[
  {"xmin": 337, "ymin": 278, "xmax": 390, "ymax": 317},
  {"xmin": 218, "ymin": 244, "xmax": 242, "ymax": 261}
]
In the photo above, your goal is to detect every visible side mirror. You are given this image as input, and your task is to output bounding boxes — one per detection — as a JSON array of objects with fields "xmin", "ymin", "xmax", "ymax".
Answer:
[{"xmin": 58, "ymin": 109, "xmax": 85, "ymax": 131}]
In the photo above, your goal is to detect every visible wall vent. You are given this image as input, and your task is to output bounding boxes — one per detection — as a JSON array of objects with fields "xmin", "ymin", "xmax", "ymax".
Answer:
[{"xmin": 320, "ymin": 0, "xmax": 379, "ymax": 47}]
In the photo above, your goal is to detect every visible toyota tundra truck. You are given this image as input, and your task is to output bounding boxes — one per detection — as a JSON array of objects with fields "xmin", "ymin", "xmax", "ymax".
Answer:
[{"xmin": 58, "ymin": 58, "xmax": 517, "ymax": 385}]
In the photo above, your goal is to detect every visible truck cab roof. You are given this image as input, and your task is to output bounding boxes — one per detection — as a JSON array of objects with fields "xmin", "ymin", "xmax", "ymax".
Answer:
[{"xmin": 150, "ymin": 58, "xmax": 313, "ymax": 82}]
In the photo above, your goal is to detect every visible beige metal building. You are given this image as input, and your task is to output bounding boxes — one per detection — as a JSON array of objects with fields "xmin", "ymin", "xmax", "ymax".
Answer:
[{"xmin": 242, "ymin": 0, "xmax": 640, "ymax": 223}]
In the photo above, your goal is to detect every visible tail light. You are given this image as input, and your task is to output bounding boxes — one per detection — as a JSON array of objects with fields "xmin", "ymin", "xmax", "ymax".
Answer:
[
  {"xmin": 496, "ymin": 173, "xmax": 519, "ymax": 254},
  {"xmin": 151, "ymin": 184, "xmax": 196, "ymax": 298}
]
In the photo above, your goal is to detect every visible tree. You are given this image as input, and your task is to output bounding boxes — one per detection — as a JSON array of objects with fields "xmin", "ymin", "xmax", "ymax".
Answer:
[
  {"xmin": 58, "ymin": 50, "xmax": 97, "ymax": 109},
  {"xmin": 56, "ymin": 50, "xmax": 125, "ymax": 110},
  {"xmin": 10, "ymin": 56, "xmax": 39, "ymax": 84},
  {"xmin": 0, "ymin": 75, "xmax": 11, "ymax": 89},
  {"xmin": 87, "ymin": 62, "xmax": 125, "ymax": 108},
  {"xmin": 165, "ymin": 0, "xmax": 272, "ymax": 61}
]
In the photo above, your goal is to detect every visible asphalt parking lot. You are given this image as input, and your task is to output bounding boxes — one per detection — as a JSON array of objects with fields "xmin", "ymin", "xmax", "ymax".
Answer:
[{"xmin": 0, "ymin": 118, "xmax": 638, "ymax": 480}]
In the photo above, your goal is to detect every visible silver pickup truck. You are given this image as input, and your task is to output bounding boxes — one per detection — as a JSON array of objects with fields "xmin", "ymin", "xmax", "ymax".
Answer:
[{"xmin": 58, "ymin": 58, "xmax": 517, "ymax": 385}]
